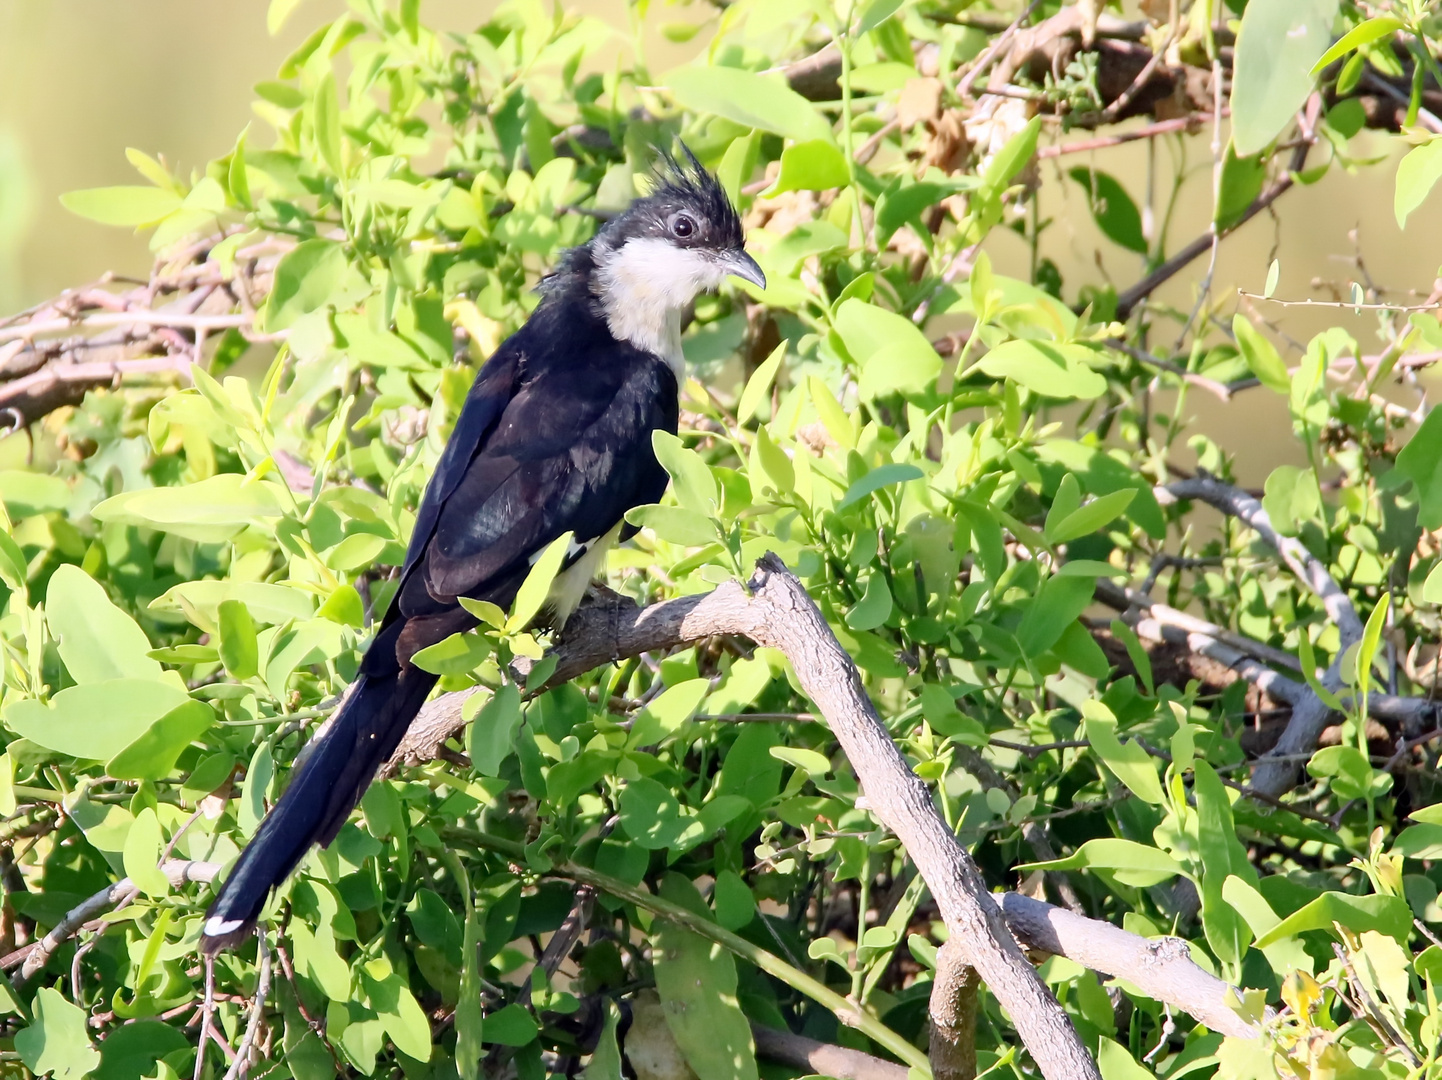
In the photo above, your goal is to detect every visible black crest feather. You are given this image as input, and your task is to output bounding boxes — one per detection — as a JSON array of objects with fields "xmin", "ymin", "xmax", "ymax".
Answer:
[
  {"xmin": 594, "ymin": 141, "xmax": 744, "ymax": 251},
  {"xmin": 546, "ymin": 141, "xmax": 744, "ymax": 291}
]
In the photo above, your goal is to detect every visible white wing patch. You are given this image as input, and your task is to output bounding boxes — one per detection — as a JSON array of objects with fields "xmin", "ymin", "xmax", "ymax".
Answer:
[{"xmin": 204, "ymin": 915, "xmax": 245, "ymax": 938}]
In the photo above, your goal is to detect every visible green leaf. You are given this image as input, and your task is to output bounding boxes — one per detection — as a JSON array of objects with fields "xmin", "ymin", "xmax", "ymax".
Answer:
[
  {"xmin": 482, "ymin": 1004, "xmax": 538, "ymax": 1047},
  {"xmin": 239, "ymin": 740, "xmax": 274, "ymax": 839},
  {"xmin": 875, "ymin": 179, "xmax": 977, "ymax": 246},
  {"xmin": 1067, "ymin": 169, "xmax": 1146, "ymax": 253},
  {"xmin": 1230, "ymin": 0, "xmax": 1339, "ymax": 156},
  {"xmin": 5, "ymin": 680, "xmax": 189, "ymax": 760},
  {"xmin": 151, "ymin": 580, "xmax": 315, "ymax": 632},
  {"xmin": 1017, "ymin": 575, "xmax": 1095, "ymax": 658},
  {"xmin": 1215, "ymin": 144, "xmax": 1268, "ymax": 230},
  {"xmin": 1356, "ymin": 592, "xmax": 1391, "ymax": 700},
  {"xmin": 122, "ymin": 806, "xmax": 169, "ymax": 897},
  {"xmin": 838, "ymin": 463, "xmax": 924, "ymax": 510},
  {"xmin": 229, "ymin": 126, "xmax": 252, "ymax": 209},
  {"xmin": 1261, "ymin": 464, "xmax": 1320, "ymax": 536},
  {"xmin": 1096, "ymin": 1037, "xmax": 1153, "ymax": 1080},
  {"xmin": 1044, "ymin": 489, "xmax": 1136, "ymax": 545},
  {"xmin": 975, "ymin": 341, "xmax": 1108, "ymax": 400},
  {"xmin": 619, "ymin": 777, "xmax": 682, "ymax": 849},
  {"xmin": 626, "ymin": 504, "xmax": 719, "ymax": 547},
  {"xmin": 652, "ymin": 431, "xmax": 718, "ymax": 516},
  {"xmin": 581, "ymin": 1003, "xmax": 622, "ymax": 1080},
  {"xmin": 92, "ymin": 474, "xmax": 287, "ymax": 542},
  {"xmin": 1045, "ymin": 474, "xmax": 1082, "ymax": 536},
  {"xmin": 410, "ymin": 631, "xmax": 492, "ymax": 676},
  {"xmin": 1034, "ymin": 440, "xmax": 1165, "ymax": 539},
  {"xmin": 1311, "ymin": 16, "xmax": 1406, "ymax": 74},
  {"xmin": 1081, "ymin": 705, "xmax": 1165, "ymax": 805},
  {"xmin": 60, "ymin": 185, "xmax": 181, "ymax": 227},
  {"xmin": 255, "ymin": 79, "xmax": 306, "ymax": 108},
  {"xmin": 627, "ymin": 679, "xmax": 710, "ymax": 749},
  {"xmin": 0, "ymin": 470, "xmax": 70, "ymax": 518},
  {"xmin": 455, "ymin": 892, "xmax": 484, "ymax": 1080},
  {"xmin": 1392, "ymin": 823, "xmax": 1442, "ymax": 859},
  {"xmin": 766, "ymin": 140, "xmax": 849, "ymax": 195},
  {"xmin": 1231, "ymin": 314, "xmax": 1290, "ymax": 393},
  {"xmin": 1255, "ymin": 891, "xmax": 1413, "ymax": 947},
  {"xmin": 268, "ymin": 0, "xmax": 307, "ymax": 35},
  {"xmin": 834, "ymin": 299, "xmax": 942, "ymax": 399},
  {"xmin": 1396, "ymin": 406, "xmax": 1442, "ymax": 529},
  {"xmin": 467, "ymin": 684, "xmax": 523, "ymax": 776},
  {"xmin": 1396, "ymin": 138, "xmax": 1442, "ymax": 229},
  {"xmin": 506, "ymin": 532, "xmax": 574, "ymax": 632},
  {"xmin": 854, "ymin": 0, "xmax": 903, "ymax": 36},
  {"xmin": 666, "ymin": 66, "xmax": 834, "ymax": 144},
  {"xmin": 712, "ymin": 871, "xmax": 756, "ymax": 931},
  {"xmin": 979, "ymin": 116, "xmax": 1042, "ymax": 198},
  {"xmin": 217, "ymin": 599, "xmax": 259, "ymax": 680},
  {"xmin": 458, "ymin": 597, "xmax": 507, "ymax": 629},
  {"xmin": 1020, "ymin": 838, "xmax": 1184, "ymax": 888},
  {"xmin": 845, "ymin": 574, "xmax": 893, "ymax": 631},
  {"xmin": 17, "ymin": 987, "xmax": 101, "ymax": 1080},
  {"xmin": 738, "ymin": 342, "xmax": 785, "ymax": 423},
  {"xmin": 749, "ymin": 427, "xmax": 794, "ymax": 498},
  {"xmin": 326, "ymin": 532, "xmax": 387, "ymax": 571},
  {"xmin": 108, "ymin": 700, "xmax": 216, "ymax": 781},
  {"xmin": 368, "ymin": 970, "xmax": 432, "ymax": 1060},
  {"xmin": 46, "ymin": 564, "xmax": 161, "ymax": 684},
  {"xmin": 262, "ymin": 238, "xmax": 349, "ymax": 332},
  {"xmin": 95, "ymin": 1021, "xmax": 189, "ymax": 1080},
  {"xmin": 313, "ymin": 72, "xmax": 344, "ymax": 178},
  {"xmin": 1195, "ymin": 761, "xmax": 1257, "ymax": 967},
  {"xmin": 1308, "ymin": 745, "xmax": 1383, "ymax": 801},
  {"xmin": 653, "ymin": 874, "xmax": 760, "ymax": 1080},
  {"xmin": 770, "ymin": 746, "xmax": 831, "ymax": 778}
]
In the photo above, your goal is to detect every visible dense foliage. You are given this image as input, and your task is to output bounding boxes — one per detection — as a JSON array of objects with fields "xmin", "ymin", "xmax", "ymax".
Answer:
[{"xmin": 11, "ymin": 0, "xmax": 1442, "ymax": 1078}]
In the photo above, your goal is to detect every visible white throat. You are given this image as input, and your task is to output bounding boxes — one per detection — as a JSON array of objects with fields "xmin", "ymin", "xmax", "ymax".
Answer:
[{"xmin": 593, "ymin": 238, "xmax": 727, "ymax": 377}]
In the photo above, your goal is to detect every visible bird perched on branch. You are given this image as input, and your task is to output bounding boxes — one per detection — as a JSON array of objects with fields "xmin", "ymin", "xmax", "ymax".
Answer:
[{"xmin": 200, "ymin": 146, "xmax": 765, "ymax": 952}]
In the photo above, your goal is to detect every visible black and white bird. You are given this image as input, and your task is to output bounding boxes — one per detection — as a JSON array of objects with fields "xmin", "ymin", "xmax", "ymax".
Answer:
[{"xmin": 200, "ymin": 147, "xmax": 764, "ymax": 952}]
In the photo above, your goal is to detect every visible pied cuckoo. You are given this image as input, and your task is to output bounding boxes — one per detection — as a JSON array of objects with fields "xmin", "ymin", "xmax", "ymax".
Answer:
[{"xmin": 201, "ymin": 148, "xmax": 764, "ymax": 952}]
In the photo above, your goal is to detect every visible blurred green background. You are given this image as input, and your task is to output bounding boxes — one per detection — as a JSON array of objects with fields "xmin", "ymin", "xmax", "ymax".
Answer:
[{"xmin": 2, "ymin": 1, "xmax": 1438, "ymax": 484}]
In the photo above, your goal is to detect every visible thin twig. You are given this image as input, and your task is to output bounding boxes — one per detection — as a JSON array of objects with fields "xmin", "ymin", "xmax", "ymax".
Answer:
[
  {"xmin": 956, "ymin": 0, "xmax": 1045, "ymax": 99},
  {"xmin": 1114, "ymin": 97, "xmax": 1319, "ymax": 320},
  {"xmin": 1037, "ymin": 114, "xmax": 1212, "ymax": 159},
  {"xmin": 220, "ymin": 930, "xmax": 273, "ymax": 1080}
]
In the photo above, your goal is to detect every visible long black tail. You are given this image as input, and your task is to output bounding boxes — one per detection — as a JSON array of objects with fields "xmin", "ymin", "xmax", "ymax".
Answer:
[{"xmin": 199, "ymin": 664, "xmax": 437, "ymax": 953}]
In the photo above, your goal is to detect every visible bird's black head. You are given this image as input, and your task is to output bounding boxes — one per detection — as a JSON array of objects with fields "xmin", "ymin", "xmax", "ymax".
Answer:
[
  {"xmin": 595, "ymin": 144, "xmax": 748, "ymax": 258},
  {"xmin": 586, "ymin": 143, "xmax": 766, "ymax": 301},
  {"xmin": 548, "ymin": 143, "xmax": 764, "ymax": 366}
]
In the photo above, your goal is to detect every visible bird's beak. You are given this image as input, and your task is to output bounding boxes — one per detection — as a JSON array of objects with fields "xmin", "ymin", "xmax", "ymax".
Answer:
[{"xmin": 722, "ymin": 250, "xmax": 767, "ymax": 290}]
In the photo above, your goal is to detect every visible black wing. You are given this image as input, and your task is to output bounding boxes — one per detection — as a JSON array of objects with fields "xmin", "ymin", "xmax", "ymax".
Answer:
[
  {"xmin": 376, "ymin": 314, "xmax": 678, "ymax": 668},
  {"xmin": 203, "ymin": 306, "xmax": 677, "ymax": 952}
]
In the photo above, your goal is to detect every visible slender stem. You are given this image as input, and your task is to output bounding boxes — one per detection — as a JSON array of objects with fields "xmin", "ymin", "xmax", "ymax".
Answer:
[{"xmin": 444, "ymin": 827, "xmax": 931, "ymax": 1075}]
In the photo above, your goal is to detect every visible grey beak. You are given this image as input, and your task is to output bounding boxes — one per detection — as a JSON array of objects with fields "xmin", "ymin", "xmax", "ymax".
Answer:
[{"xmin": 723, "ymin": 250, "xmax": 767, "ymax": 290}]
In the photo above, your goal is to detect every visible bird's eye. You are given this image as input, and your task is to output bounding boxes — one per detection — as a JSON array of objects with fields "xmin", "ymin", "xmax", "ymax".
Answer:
[{"xmin": 671, "ymin": 213, "xmax": 697, "ymax": 239}]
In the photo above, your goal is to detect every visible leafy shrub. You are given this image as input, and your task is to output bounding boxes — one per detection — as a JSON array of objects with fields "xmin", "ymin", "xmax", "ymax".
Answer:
[{"xmin": 6, "ymin": 1, "xmax": 1442, "ymax": 1079}]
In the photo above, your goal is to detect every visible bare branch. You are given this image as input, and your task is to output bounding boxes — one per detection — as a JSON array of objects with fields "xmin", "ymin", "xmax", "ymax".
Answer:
[
  {"xmin": 929, "ymin": 942, "xmax": 980, "ymax": 1080},
  {"xmin": 7, "ymin": 860, "xmax": 219, "ymax": 982},
  {"xmin": 1158, "ymin": 475, "xmax": 1364, "ymax": 795},
  {"xmin": 752, "ymin": 1024, "xmax": 910, "ymax": 1080}
]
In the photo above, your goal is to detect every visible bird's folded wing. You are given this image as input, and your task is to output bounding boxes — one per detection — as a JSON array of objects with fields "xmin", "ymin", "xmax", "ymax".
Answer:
[{"xmin": 423, "ymin": 356, "xmax": 675, "ymax": 602}]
